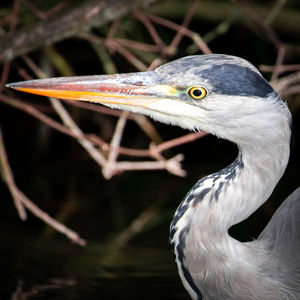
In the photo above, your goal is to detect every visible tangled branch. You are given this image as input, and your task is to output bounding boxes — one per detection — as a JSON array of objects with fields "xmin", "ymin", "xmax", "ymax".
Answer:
[{"xmin": 0, "ymin": 0, "xmax": 299, "ymax": 247}]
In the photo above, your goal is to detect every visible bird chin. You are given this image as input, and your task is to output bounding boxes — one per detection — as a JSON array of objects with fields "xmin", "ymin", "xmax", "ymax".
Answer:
[{"xmin": 102, "ymin": 102, "xmax": 204, "ymax": 132}]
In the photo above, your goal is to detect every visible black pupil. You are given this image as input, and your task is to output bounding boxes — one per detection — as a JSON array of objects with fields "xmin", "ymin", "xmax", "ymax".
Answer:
[{"xmin": 192, "ymin": 89, "xmax": 202, "ymax": 97}]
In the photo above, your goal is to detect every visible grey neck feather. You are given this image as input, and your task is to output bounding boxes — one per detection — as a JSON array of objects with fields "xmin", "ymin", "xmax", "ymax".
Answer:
[{"xmin": 170, "ymin": 111, "xmax": 291, "ymax": 300}]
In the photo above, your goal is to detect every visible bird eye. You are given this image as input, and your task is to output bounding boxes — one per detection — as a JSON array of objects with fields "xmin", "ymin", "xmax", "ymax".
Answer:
[{"xmin": 188, "ymin": 87, "xmax": 207, "ymax": 100}]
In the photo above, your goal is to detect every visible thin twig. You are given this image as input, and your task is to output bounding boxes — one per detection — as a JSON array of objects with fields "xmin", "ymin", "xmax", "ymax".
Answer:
[
  {"xmin": 133, "ymin": 114, "xmax": 163, "ymax": 144},
  {"xmin": 281, "ymin": 85, "xmax": 300, "ymax": 97},
  {"xmin": 65, "ymin": 98, "xmax": 135, "ymax": 119},
  {"xmin": 0, "ymin": 94, "xmax": 205, "ymax": 161},
  {"xmin": 50, "ymin": 97, "xmax": 107, "ymax": 167},
  {"xmin": 103, "ymin": 112, "xmax": 129, "ymax": 179},
  {"xmin": 233, "ymin": 0, "xmax": 282, "ymax": 49},
  {"xmin": 107, "ymin": 18, "xmax": 121, "ymax": 39},
  {"xmin": 271, "ymin": 71, "xmax": 300, "ymax": 92},
  {"xmin": 21, "ymin": 0, "xmax": 68, "ymax": 20},
  {"xmin": 0, "ymin": 0, "xmax": 163, "ymax": 63},
  {"xmin": 114, "ymin": 154, "xmax": 186, "ymax": 177},
  {"xmin": 0, "ymin": 0, "xmax": 20, "ymax": 93},
  {"xmin": 0, "ymin": 94, "xmax": 103, "ymax": 143},
  {"xmin": 147, "ymin": 58, "xmax": 163, "ymax": 70},
  {"xmin": 146, "ymin": 13, "xmax": 211, "ymax": 54},
  {"xmin": 114, "ymin": 37, "xmax": 161, "ymax": 53},
  {"xmin": 0, "ymin": 128, "xmax": 27, "ymax": 220},
  {"xmin": 105, "ymin": 39, "xmax": 148, "ymax": 71},
  {"xmin": 270, "ymin": 45, "xmax": 286, "ymax": 82},
  {"xmin": 80, "ymin": 33, "xmax": 161, "ymax": 61},
  {"xmin": 22, "ymin": 55, "xmax": 108, "ymax": 167},
  {"xmin": 132, "ymin": 11, "xmax": 165, "ymax": 48},
  {"xmin": 10, "ymin": 278, "xmax": 76, "ymax": 300},
  {"xmin": 0, "ymin": 62, "xmax": 11, "ymax": 93},
  {"xmin": 114, "ymin": 203, "xmax": 159, "ymax": 246},
  {"xmin": 151, "ymin": 131, "xmax": 207, "ymax": 156},
  {"xmin": 0, "ymin": 128, "xmax": 86, "ymax": 246},
  {"xmin": 167, "ymin": 0, "xmax": 199, "ymax": 53},
  {"xmin": 15, "ymin": 187, "xmax": 86, "ymax": 246},
  {"xmin": 265, "ymin": 0, "xmax": 288, "ymax": 26},
  {"xmin": 9, "ymin": 0, "xmax": 21, "ymax": 31},
  {"xmin": 259, "ymin": 64, "xmax": 300, "ymax": 73}
]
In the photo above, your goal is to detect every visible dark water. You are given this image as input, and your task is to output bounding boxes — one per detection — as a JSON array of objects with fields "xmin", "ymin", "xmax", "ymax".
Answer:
[{"xmin": 0, "ymin": 225, "xmax": 187, "ymax": 300}]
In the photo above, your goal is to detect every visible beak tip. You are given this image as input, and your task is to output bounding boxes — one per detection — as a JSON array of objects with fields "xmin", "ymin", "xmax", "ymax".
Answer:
[
  {"xmin": 6, "ymin": 82, "xmax": 21, "ymax": 90},
  {"xmin": 5, "ymin": 83, "xmax": 13, "ymax": 88},
  {"xmin": 6, "ymin": 81, "xmax": 34, "ymax": 92}
]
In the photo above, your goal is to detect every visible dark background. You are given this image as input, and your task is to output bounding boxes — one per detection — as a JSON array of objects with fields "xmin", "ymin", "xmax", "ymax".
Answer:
[{"xmin": 0, "ymin": 0, "xmax": 299, "ymax": 299}]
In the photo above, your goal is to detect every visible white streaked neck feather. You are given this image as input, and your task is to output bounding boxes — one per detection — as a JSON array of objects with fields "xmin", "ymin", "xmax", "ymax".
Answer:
[{"xmin": 171, "ymin": 102, "xmax": 292, "ymax": 299}]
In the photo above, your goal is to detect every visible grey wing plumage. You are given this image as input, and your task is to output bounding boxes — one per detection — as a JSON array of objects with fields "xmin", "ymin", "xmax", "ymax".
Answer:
[{"xmin": 259, "ymin": 186, "xmax": 300, "ymax": 278}]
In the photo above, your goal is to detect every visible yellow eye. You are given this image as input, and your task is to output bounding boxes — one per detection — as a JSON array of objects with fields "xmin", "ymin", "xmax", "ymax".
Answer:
[{"xmin": 188, "ymin": 87, "xmax": 207, "ymax": 100}]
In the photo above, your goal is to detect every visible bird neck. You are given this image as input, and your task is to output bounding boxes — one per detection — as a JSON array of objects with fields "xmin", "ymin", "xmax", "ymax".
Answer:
[
  {"xmin": 170, "ymin": 116, "xmax": 291, "ymax": 239},
  {"xmin": 192, "ymin": 129, "xmax": 290, "ymax": 234},
  {"xmin": 225, "ymin": 147, "xmax": 287, "ymax": 229},
  {"xmin": 170, "ymin": 115, "xmax": 291, "ymax": 299}
]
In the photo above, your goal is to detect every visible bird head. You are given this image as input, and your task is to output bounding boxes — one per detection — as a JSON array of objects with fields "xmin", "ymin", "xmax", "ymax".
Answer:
[{"xmin": 6, "ymin": 54, "xmax": 290, "ymax": 145}]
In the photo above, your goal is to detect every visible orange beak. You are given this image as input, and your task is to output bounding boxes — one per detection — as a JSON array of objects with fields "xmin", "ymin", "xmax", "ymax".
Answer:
[{"xmin": 6, "ymin": 72, "xmax": 176, "ymax": 109}]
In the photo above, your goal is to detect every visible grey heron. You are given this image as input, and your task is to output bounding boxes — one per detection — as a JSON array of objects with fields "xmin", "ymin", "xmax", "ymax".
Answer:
[{"xmin": 7, "ymin": 54, "xmax": 300, "ymax": 299}]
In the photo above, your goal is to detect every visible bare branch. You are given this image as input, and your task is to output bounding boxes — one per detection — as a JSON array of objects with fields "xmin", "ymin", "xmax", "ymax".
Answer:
[
  {"xmin": 271, "ymin": 71, "xmax": 300, "ymax": 93},
  {"xmin": 114, "ymin": 154, "xmax": 186, "ymax": 177},
  {"xmin": 0, "ymin": 0, "xmax": 164, "ymax": 63},
  {"xmin": 151, "ymin": 131, "xmax": 207, "ymax": 156},
  {"xmin": 0, "ymin": 127, "xmax": 86, "ymax": 246},
  {"xmin": 10, "ymin": 279, "xmax": 76, "ymax": 300},
  {"xmin": 50, "ymin": 97, "xmax": 107, "ymax": 167},
  {"xmin": 21, "ymin": 0, "xmax": 68, "ymax": 20},
  {"xmin": 105, "ymin": 38, "xmax": 148, "ymax": 71},
  {"xmin": 22, "ymin": 54, "xmax": 108, "ymax": 168},
  {"xmin": 264, "ymin": 0, "xmax": 288, "ymax": 26},
  {"xmin": 146, "ymin": 13, "xmax": 211, "ymax": 54},
  {"xmin": 270, "ymin": 45, "xmax": 286, "ymax": 81},
  {"xmin": 260, "ymin": 64, "xmax": 300, "ymax": 73},
  {"xmin": 0, "ymin": 128, "xmax": 27, "ymax": 220},
  {"xmin": 114, "ymin": 203, "xmax": 159, "ymax": 246},
  {"xmin": 0, "ymin": 94, "xmax": 205, "ymax": 173},
  {"xmin": 166, "ymin": 0, "xmax": 199, "ymax": 54},
  {"xmin": 103, "ymin": 112, "xmax": 129, "ymax": 179},
  {"xmin": 132, "ymin": 11, "xmax": 165, "ymax": 48},
  {"xmin": 80, "ymin": 33, "xmax": 161, "ymax": 53},
  {"xmin": 0, "ymin": 94, "xmax": 85, "ymax": 139},
  {"xmin": 232, "ymin": 0, "xmax": 282, "ymax": 49}
]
